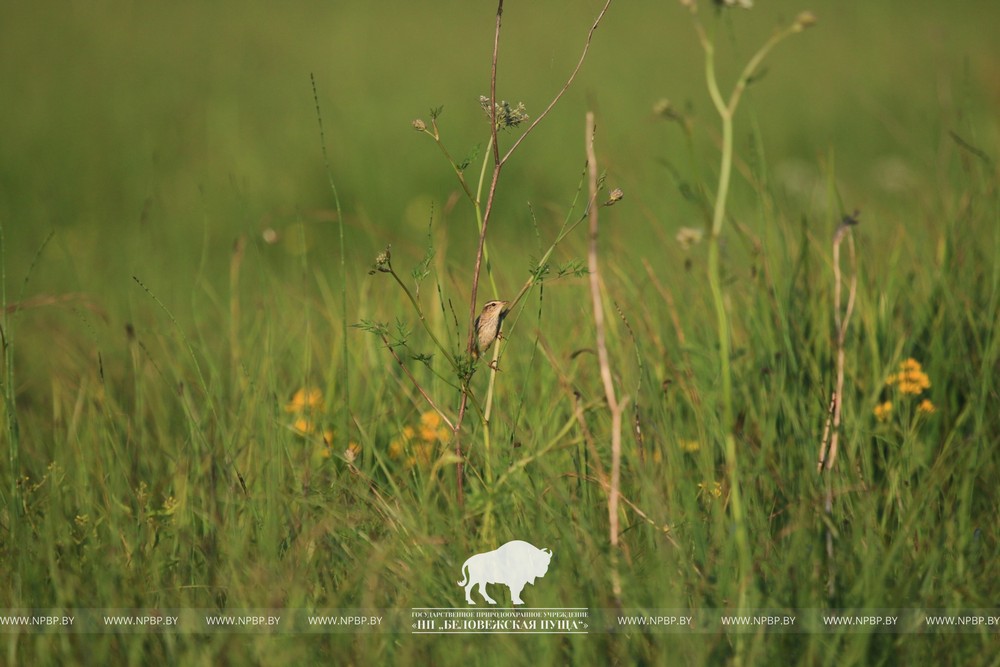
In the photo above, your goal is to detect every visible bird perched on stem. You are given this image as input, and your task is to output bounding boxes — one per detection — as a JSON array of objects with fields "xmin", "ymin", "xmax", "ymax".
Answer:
[{"xmin": 472, "ymin": 300, "xmax": 509, "ymax": 360}]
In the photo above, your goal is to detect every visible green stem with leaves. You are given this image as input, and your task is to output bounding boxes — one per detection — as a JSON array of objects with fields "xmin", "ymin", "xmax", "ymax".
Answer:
[{"xmin": 386, "ymin": 266, "xmax": 459, "ymax": 372}]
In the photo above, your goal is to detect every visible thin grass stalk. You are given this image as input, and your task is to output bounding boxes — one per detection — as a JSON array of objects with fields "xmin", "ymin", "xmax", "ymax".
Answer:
[
  {"xmin": 311, "ymin": 73, "xmax": 351, "ymax": 453},
  {"xmin": 229, "ymin": 236, "xmax": 245, "ymax": 394},
  {"xmin": 0, "ymin": 224, "xmax": 21, "ymax": 601}
]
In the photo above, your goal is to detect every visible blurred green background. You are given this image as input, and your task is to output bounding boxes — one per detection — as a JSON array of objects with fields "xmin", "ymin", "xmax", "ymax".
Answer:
[
  {"xmin": 3, "ymin": 0, "xmax": 997, "ymax": 285},
  {"xmin": 1, "ymin": 1, "xmax": 998, "ymax": 664}
]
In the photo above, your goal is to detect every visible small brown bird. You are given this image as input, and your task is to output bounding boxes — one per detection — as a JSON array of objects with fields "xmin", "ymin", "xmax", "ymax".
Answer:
[{"xmin": 473, "ymin": 300, "xmax": 509, "ymax": 360}]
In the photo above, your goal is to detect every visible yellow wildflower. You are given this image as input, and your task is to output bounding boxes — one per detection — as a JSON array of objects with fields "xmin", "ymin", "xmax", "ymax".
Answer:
[
  {"xmin": 887, "ymin": 358, "xmax": 931, "ymax": 395},
  {"xmin": 288, "ymin": 387, "xmax": 329, "ymax": 441},
  {"xmin": 162, "ymin": 496, "xmax": 179, "ymax": 516},
  {"xmin": 678, "ymin": 439, "xmax": 701, "ymax": 453},
  {"xmin": 917, "ymin": 399, "xmax": 936, "ymax": 415},
  {"xmin": 389, "ymin": 414, "xmax": 450, "ymax": 468},
  {"xmin": 285, "ymin": 387, "xmax": 324, "ymax": 413},
  {"xmin": 418, "ymin": 410, "xmax": 451, "ymax": 443},
  {"xmin": 388, "ymin": 438, "xmax": 406, "ymax": 460},
  {"xmin": 698, "ymin": 481, "xmax": 722, "ymax": 499},
  {"xmin": 410, "ymin": 442, "xmax": 435, "ymax": 466},
  {"xmin": 419, "ymin": 411, "xmax": 441, "ymax": 441},
  {"xmin": 292, "ymin": 417, "xmax": 316, "ymax": 435},
  {"xmin": 873, "ymin": 401, "xmax": 893, "ymax": 422}
]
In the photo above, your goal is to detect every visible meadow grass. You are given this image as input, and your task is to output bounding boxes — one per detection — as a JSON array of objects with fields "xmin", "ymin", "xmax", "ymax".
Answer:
[{"xmin": 1, "ymin": 1, "xmax": 998, "ymax": 664}]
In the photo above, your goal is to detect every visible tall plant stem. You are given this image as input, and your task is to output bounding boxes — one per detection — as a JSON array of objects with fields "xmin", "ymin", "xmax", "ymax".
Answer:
[
  {"xmin": 585, "ymin": 111, "xmax": 628, "ymax": 603},
  {"xmin": 701, "ymin": 22, "xmax": 751, "ymax": 628},
  {"xmin": 450, "ymin": 0, "xmax": 615, "ymax": 507},
  {"xmin": 689, "ymin": 11, "xmax": 815, "ymax": 657}
]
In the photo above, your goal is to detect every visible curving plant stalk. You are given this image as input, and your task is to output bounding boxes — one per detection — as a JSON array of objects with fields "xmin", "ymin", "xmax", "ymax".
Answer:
[{"xmin": 684, "ymin": 1, "xmax": 816, "ymax": 650}]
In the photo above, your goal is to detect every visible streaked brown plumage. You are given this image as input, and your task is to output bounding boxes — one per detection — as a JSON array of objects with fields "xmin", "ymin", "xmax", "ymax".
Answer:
[{"xmin": 473, "ymin": 300, "xmax": 509, "ymax": 359}]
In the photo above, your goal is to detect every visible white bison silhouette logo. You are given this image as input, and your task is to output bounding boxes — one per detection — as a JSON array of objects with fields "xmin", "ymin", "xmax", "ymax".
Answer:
[{"xmin": 457, "ymin": 540, "xmax": 553, "ymax": 605}]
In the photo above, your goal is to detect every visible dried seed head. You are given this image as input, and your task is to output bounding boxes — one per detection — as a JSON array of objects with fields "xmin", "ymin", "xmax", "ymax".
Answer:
[
  {"xmin": 605, "ymin": 188, "xmax": 624, "ymax": 206},
  {"xmin": 653, "ymin": 98, "xmax": 673, "ymax": 117},
  {"xmin": 676, "ymin": 227, "xmax": 705, "ymax": 250},
  {"xmin": 369, "ymin": 244, "xmax": 392, "ymax": 275},
  {"xmin": 793, "ymin": 11, "xmax": 817, "ymax": 31},
  {"xmin": 479, "ymin": 96, "xmax": 529, "ymax": 131},
  {"xmin": 412, "ymin": 119, "xmax": 427, "ymax": 131}
]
